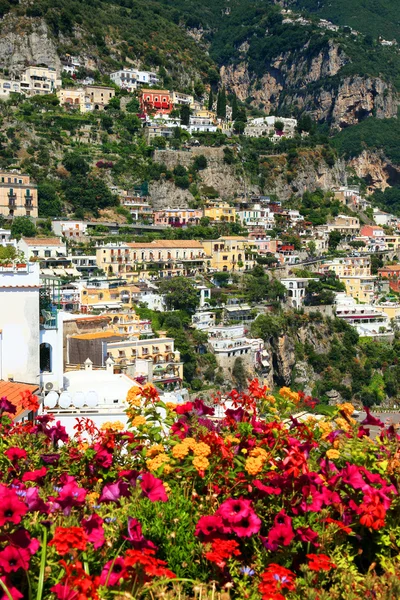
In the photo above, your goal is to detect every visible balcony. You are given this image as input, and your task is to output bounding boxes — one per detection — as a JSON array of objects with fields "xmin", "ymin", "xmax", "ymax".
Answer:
[{"xmin": 8, "ymin": 194, "xmax": 16, "ymax": 207}]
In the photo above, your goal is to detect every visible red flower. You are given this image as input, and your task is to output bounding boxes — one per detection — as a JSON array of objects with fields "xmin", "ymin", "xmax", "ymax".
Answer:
[
  {"xmin": 175, "ymin": 402, "xmax": 193, "ymax": 414},
  {"xmin": 94, "ymin": 449, "xmax": 113, "ymax": 469},
  {"xmin": 22, "ymin": 466, "xmax": 47, "ymax": 483},
  {"xmin": 100, "ymin": 557, "xmax": 127, "ymax": 586},
  {"xmin": 0, "ymin": 485, "xmax": 27, "ymax": 526},
  {"xmin": 140, "ymin": 473, "xmax": 167, "ymax": 502},
  {"xmin": 359, "ymin": 492, "xmax": 386, "ymax": 530},
  {"xmin": 49, "ymin": 527, "xmax": 88, "ymax": 555},
  {"xmin": 51, "ymin": 560, "xmax": 97, "ymax": 599},
  {"xmin": 124, "ymin": 548, "xmax": 175, "ymax": 579},
  {"xmin": 204, "ymin": 538, "xmax": 240, "ymax": 568},
  {"xmin": 230, "ymin": 511, "xmax": 261, "ymax": 538},
  {"xmin": 307, "ymin": 553, "xmax": 336, "ymax": 571},
  {"xmin": 296, "ymin": 526, "xmax": 319, "ymax": 545},
  {"xmin": 0, "ymin": 545, "xmax": 30, "ymax": 573},
  {"xmin": 4, "ymin": 448, "xmax": 27, "ymax": 463},
  {"xmin": 361, "ymin": 407, "xmax": 384, "ymax": 428},
  {"xmin": 259, "ymin": 564, "xmax": 295, "ymax": 599}
]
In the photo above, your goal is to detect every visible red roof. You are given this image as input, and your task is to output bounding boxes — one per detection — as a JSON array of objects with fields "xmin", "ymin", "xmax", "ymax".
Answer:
[{"xmin": 0, "ymin": 381, "xmax": 39, "ymax": 419}]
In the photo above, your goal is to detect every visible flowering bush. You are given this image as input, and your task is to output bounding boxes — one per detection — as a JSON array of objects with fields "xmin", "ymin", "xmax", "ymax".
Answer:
[{"xmin": 1, "ymin": 382, "xmax": 400, "ymax": 598}]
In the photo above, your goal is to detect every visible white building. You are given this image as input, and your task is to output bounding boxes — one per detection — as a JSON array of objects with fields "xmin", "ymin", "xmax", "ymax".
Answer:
[
  {"xmin": 20, "ymin": 66, "xmax": 61, "ymax": 96},
  {"xmin": 18, "ymin": 237, "xmax": 67, "ymax": 260},
  {"xmin": 237, "ymin": 204, "xmax": 275, "ymax": 229},
  {"xmin": 52, "ymin": 220, "xmax": 88, "ymax": 240},
  {"xmin": 188, "ymin": 116, "xmax": 218, "ymax": 134},
  {"xmin": 192, "ymin": 310, "xmax": 216, "ymax": 331},
  {"xmin": 0, "ymin": 228, "xmax": 13, "ymax": 247},
  {"xmin": 0, "ymin": 262, "xmax": 40, "ymax": 384},
  {"xmin": 171, "ymin": 91, "xmax": 194, "ymax": 107},
  {"xmin": 373, "ymin": 207, "xmax": 395, "ymax": 227},
  {"xmin": 110, "ymin": 69, "xmax": 138, "ymax": 91},
  {"xmin": 281, "ymin": 277, "xmax": 316, "ymax": 309},
  {"xmin": 335, "ymin": 294, "xmax": 391, "ymax": 336},
  {"xmin": 244, "ymin": 116, "xmax": 297, "ymax": 139}
]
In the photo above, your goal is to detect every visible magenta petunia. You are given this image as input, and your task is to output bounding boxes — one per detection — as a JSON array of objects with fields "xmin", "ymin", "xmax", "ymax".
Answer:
[
  {"xmin": 361, "ymin": 408, "xmax": 384, "ymax": 428},
  {"xmin": 99, "ymin": 481, "xmax": 130, "ymax": 504},
  {"xmin": 124, "ymin": 517, "xmax": 157, "ymax": 550},
  {"xmin": 22, "ymin": 466, "xmax": 47, "ymax": 483},
  {"xmin": 95, "ymin": 449, "xmax": 113, "ymax": 469},
  {"xmin": 81, "ymin": 514, "xmax": 105, "ymax": 549},
  {"xmin": 195, "ymin": 515, "xmax": 227, "ymax": 539},
  {"xmin": 230, "ymin": 511, "xmax": 261, "ymax": 538},
  {"xmin": 0, "ymin": 398, "xmax": 16, "ymax": 415},
  {"xmin": 140, "ymin": 473, "xmax": 168, "ymax": 502},
  {"xmin": 4, "ymin": 447, "xmax": 27, "ymax": 463},
  {"xmin": 0, "ymin": 485, "xmax": 27, "ymax": 526},
  {"xmin": 217, "ymin": 498, "xmax": 254, "ymax": 524},
  {"xmin": 25, "ymin": 488, "xmax": 48, "ymax": 514},
  {"xmin": 7, "ymin": 529, "xmax": 40, "ymax": 556},
  {"xmin": 53, "ymin": 480, "xmax": 87, "ymax": 515},
  {"xmin": 0, "ymin": 545, "xmax": 30, "ymax": 572},
  {"xmin": 297, "ymin": 526, "xmax": 319, "ymax": 545},
  {"xmin": 0, "ymin": 577, "xmax": 23, "ymax": 600},
  {"xmin": 100, "ymin": 557, "xmax": 127, "ymax": 586}
]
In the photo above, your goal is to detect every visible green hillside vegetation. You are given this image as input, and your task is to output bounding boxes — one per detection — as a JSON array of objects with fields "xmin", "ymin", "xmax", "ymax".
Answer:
[{"xmin": 293, "ymin": 0, "xmax": 400, "ymax": 42}]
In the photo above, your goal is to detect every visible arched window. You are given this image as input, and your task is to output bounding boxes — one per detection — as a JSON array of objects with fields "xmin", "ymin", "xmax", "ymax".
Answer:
[{"xmin": 40, "ymin": 343, "xmax": 52, "ymax": 373}]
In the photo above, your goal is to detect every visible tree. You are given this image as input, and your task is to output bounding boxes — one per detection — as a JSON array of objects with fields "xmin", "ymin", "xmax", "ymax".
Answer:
[
  {"xmin": 63, "ymin": 153, "xmax": 90, "ymax": 176},
  {"xmin": 328, "ymin": 231, "xmax": 343, "ymax": 250},
  {"xmin": 307, "ymin": 240, "xmax": 317, "ymax": 256},
  {"xmin": 0, "ymin": 246, "xmax": 16, "ymax": 262},
  {"xmin": 10, "ymin": 217, "xmax": 36, "ymax": 240},
  {"xmin": 157, "ymin": 277, "xmax": 198, "ymax": 313},
  {"xmin": 125, "ymin": 97, "xmax": 140, "ymax": 113},
  {"xmin": 180, "ymin": 104, "xmax": 191, "ymax": 126},
  {"xmin": 208, "ymin": 88, "xmax": 214, "ymax": 111},
  {"xmin": 38, "ymin": 182, "xmax": 62, "ymax": 217},
  {"xmin": 124, "ymin": 114, "xmax": 141, "ymax": 134},
  {"xmin": 275, "ymin": 120, "xmax": 284, "ymax": 132},
  {"xmin": 231, "ymin": 94, "xmax": 238, "ymax": 121},
  {"xmin": 232, "ymin": 357, "xmax": 247, "ymax": 391},
  {"xmin": 192, "ymin": 155, "xmax": 207, "ymax": 170},
  {"xmin": 233, "ymin": 120, "xmax": 246, "ymax": 134},
  {"xmin": 216, "ymin": 86, "xmax": 227, "ymax": 119}
]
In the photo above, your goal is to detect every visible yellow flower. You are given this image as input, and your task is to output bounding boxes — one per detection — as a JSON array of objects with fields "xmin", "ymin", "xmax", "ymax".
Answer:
[
  {"xmin": 182, "ymin": 437, "xmax": 197, "ymax": 451},
  {"xmin": 127, "ymin": 386, "xmax": 142, "ymax": 407},
  {"xmin": 250, "ymin": 447, "xmax": 268, "ymax": 460},
  {"xmin": 146, "ymin": 453, "xmax": 170, "ymax": 471},
  {"xmin": 193, "ymin": 456, "xmax": 209, "ymax": 472},
  {"xmin": 172, "ymin": 443, "xmax": 190, "ymax": 460},
  {"xmin": 279, "ymin": 387, "xmax": 299, "ymax": 404},
  {"xmin": 225, "ymin": 435, "xmax": 240, "ymax": 444},
  {"xmin": 326, "ymin": 449, "xmax": 340, "ymax": 460},
  {"xmin": 165, "ymin": 402, "xmax": 177, "ymax": 410},
  {"xmin": 131, "ymin": 415, "xmax": 146, "ymax": 427},
  {"xmin": 335, "ymin": 417, "xmax": 351, "ymax": 432},
  {"xmin": 318, "ymin": 421, "xmax": 333, "ymax": 440},
  {"xmin": 337, "ymin": 403, "xmax": 355, "ymax": 417},
  {"xmin": 265, "ymin": 394, "xmax": 276, "ymax": 405},
  {"xmin": 146, "ymin": 444, "xmax": 165, "ymax": 458},
  {"xmin": 163, "ymin": 465, "xmax": 173, "ymax": 475},
  {"xmin": 86, "ymin": 491, "xmax": 99, "ymax": 505},
  {"xmin": 101, "ymin": 421, "xmax": 125, "ymax": 432},
  {"xmin": 245, "ymin": 456, "xmax": 264, "ymax": 475},
  {"xmin": 193, "ymin": 442, "xmax": 211, "ymax": 457}
]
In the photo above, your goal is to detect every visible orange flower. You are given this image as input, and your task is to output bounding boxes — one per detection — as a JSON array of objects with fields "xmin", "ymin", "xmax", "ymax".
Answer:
[
  {"xmin": 193, "ymin": 456, "xmax": 209, "ymax": 472},
  {"xmin": 172, "ymin": 443, "xmax": 190, "ymax": 459},
  {"xmin": 147, "ymin": 444, "xmax": 165, "ymax": 458},
  {"xmin": 131, "ymin": 415, "xmax": 146, "ymax": 427},
  {"xmin": 245, "ymin": 456, "xmax": 264, "ymax": 475},
  {"xmin": 193, "ymin": 442, "xmax": 211, "ymax": 457}
]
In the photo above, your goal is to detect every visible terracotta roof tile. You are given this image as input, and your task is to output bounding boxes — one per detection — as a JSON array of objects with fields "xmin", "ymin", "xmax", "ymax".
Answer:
[
  {"xmin": 72, "ymin": 331, "xmax": 126, "ymax": 341},
  {"xmin": 22, "ymin": 238, "xmax": 65, "ymax": 246},
  {"xmin": 0, "ymin": 381, "xmax": 39, "ymax": 419},
  {"xmin": 127, "ymin": 240, "xmax": 203, "ymax": 249}
]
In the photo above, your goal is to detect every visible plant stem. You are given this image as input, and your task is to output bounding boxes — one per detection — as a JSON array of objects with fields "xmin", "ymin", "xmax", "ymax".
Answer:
[
  {"xmin": 36, "ymin": 526, "xmax": 48, "ymax": 600},
  {"xmin": 0, "ymin": 578, "xmax": 13, "ymax": 600}
]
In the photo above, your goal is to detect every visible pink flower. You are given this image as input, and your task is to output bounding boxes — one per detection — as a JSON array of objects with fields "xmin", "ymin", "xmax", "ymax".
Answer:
[
  {"xmin": 95, "ymin": 450, "xmax": 113, "ymax": 469},
  {"xmin": 4, "ymin": 448, "xmax": 27, "ymax": 463},
  {"xmin": 53, "ymin": 480, "xmax": 87, "ymax": 515},
  {"xmin": 7, "ymin": 529, "xmax": 40, "ymax": 556},
  {"xmin": 25, "ymin": 488, "xmax": 48, "ymax": 514},
  {"xmin": 99, "ymin": 481, "xmax": 130, "ymax": 504},
  {"xmin": 81, "ymin": 514, "xmax": 105, "ymax": 549},
  {"xmin": 253, "ymin": 480, "xmax": 282, "ymax": 495},
  {"xmin": 299, "ymin": 485, "xmax": 324, "ymax": 512},
  {"xmin": 0, "ymin": 546, "xmax": 30, "ymax": 572},
  {"xmin": 0, "ymin": 577, "xmax": 22, "ymax": 600},
  {"xmin": 0, "ymin": 485, "xmax": 27, "ymax": 526},
  {"xmin": 170, "ymin": 419, "xmax": 190, "ymax": 439},
  {"xmin": 230, "ymin": 511, "xmax": 261, "ymax": 537},
  {"xmin": 140, "ymin": 473, "xmax": 168, "ymax": 502},
  {"xmin": 195, "ymin": 515, "xmax": 227, "ymax": 539},
  {"xmin": 100, "ymin": 557, "xmax": 127, "ymax": 586},
  {"xmin": 124, "ymin": 517, "xmax": 157, "ymax": 550},
  {"xmin": 297, "ymin": 526, "xmax": 319, "ymax": 545},
  {"xmin": 0, "ymin": 398, "xmax": 16, "ymax": 415},
  {"xmin": 266, "ymin": 511, "xmax": 295, "ymax": 550},
  {"xmin": 361, "ymin": 408, "xmax": 384, "ymax": 428},
  {"xmin": 217, "ymin": 498, "xmax": 254, "ymax": 523}
]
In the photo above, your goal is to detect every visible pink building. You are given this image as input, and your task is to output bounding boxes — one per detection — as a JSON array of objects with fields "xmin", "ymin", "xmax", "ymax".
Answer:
[{"xmin": 153, "ymin": 208, "xmax": 203, "ymax": 227}]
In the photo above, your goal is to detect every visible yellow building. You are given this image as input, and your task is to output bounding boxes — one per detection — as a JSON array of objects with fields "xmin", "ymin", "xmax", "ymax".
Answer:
[
  {"xmin": 80, "ymin": 278, "xmax": 141, "ymax": 312},
  {"xmin": 57, "ymin": 88, "xmax": 91, "ymax": 112},
  {"xmin": 383, "ymin": 235, "xmax": 400, "ymax": 252},
  {"xmin": 86, "ymin": 85, "xmax": 115, "ymax": 110},
  {"xmin": 375, "ymin": 303, "xmax": 400, "ymax": 320},
  {"xmin": 326, "ymin": 215, "xmax": 360, "ymax": 236},
  {"xmin": 204, "ymin": 202, "xmax": 237, "ymax": 223},
  {"xmin": 339, "ymin": 275, "xmax": 377, "ymax": 303},
  {"xmin": 0, "ymin": 171, "xmax": 38, "ymax": 218},
  {"xmin": 321, "ymin": 256, "xmax": 371, "ymax": 278},
  {"xmin": 202, "ymin": 236, "xmax": 257, "ymax": 272}
]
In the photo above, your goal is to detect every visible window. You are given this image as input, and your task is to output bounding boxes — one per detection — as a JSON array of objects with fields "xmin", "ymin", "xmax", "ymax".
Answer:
[
  {"xmin": 33, "ymin": 250, "xmax": 39, "ymax": 257},
  {"xmin": 44, "ymin": 250, "xmax": 51, "ymax": 258}
]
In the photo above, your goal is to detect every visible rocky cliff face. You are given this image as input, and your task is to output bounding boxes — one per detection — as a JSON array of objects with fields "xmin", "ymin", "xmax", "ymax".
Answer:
[
  {"xmin": 220, "ymin": 41, "xmax": 398, "ymax": 129},
  {"xmin": 0, "ymin": 16, "xmax": 60, "ymax": 73},
  {"xmin": 349, "ymin": 150, "xmax": 400, "ymax": 191}
]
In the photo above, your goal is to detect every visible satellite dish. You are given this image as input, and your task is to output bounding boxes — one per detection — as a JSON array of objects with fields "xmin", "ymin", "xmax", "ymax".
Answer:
[
  {"xmin": 72, "ymin": 391, "xmax": 85, "ymax": 408},
  {"xmin": 86, "ymin": 391, "xmax": 99, "ymax": 407},
  {"xmin": 44, "ymin": 391, "xmax": 59, "ymax": 409},
  {"xmin": 59, "ymin": 392, "xmax": 72, "ymax": 409}
]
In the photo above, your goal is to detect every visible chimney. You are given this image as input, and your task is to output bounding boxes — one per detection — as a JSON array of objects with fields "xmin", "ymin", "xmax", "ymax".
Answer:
[
  {"xmin": 105, "ymin": 356, "xmax": 115, "ymax": 374},
  {"xmin": 84, "ymin": 358, "xmax": 93, "ymax": 371}
]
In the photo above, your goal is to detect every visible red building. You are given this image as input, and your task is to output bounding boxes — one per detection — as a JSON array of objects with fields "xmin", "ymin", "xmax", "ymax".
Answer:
[
  {"xmin": 378, "ymin": 265, "xmax": 400, "ymax": 292},
  {"xmin": 139, "ymin": 89, "xmax": 173, "ymax": 115}
]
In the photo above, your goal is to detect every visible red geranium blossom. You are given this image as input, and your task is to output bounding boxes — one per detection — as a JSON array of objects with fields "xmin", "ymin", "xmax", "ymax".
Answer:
[
  {"xmin": 259, "ymin": 563, "xmax": 296, "ymax": 600},
  {"xmin": 0, "ymin": 485, "xmax": 27, "ymax": 526},
  {"xmin": 140, "ymin": 473, "xmax": 167, "ymax": 502},
  {"xmin": 124, "ymin": 548, "xmax": 175, "ymax": 579},
  {"xmin": 49, "ymin": 527, "xmax": 88, "ymax": 555},
  {"xmin": 204, "ymin": 538, "xmax": 240, "ymax": 568},
  {"xmin": 359, "ymin": 492, "xmax": 386, "ymax": 530},
  {"xmin": 307, "ymin": 553, "xmax": 336, "ymax": 571}
]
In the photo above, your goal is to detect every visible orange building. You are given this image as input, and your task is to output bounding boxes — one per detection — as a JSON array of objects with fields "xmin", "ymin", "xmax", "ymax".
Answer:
[{"xmin": 139, "ymin": 89, "xmax": 173, "ymax": 115}]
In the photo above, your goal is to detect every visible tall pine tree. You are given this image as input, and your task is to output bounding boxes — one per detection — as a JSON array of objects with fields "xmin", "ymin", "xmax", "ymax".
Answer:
[
  {"xmin": 231, "ymin": 93, "xmax": 238, "ymax": 121},
  {"xmin": 216, "ymin": 86, "xmax": 227, "ymax": 119},
  {"xmin": 208, "ymin": 88, "xmax": 214, "ymax": 111}
]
